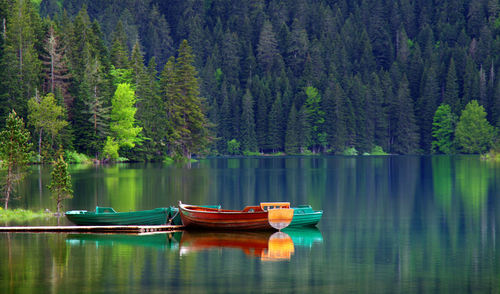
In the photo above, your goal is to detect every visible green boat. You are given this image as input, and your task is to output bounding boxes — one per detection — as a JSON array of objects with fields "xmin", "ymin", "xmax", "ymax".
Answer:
[
  {"xmin": 65, "ymin": 206, "xmax": 171, "ymax": 226},
  {"xmin": 288, "ymin": 205, "xmax": 323, "ymax": 227}
]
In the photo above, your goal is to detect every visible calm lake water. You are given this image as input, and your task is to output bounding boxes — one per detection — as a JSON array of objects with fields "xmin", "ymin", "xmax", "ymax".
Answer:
[{"xmin": 1, "ymin": 156, "xmax": 499, "ymax": 293}]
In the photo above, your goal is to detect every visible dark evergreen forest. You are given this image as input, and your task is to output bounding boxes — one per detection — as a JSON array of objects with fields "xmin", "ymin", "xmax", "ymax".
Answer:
[{"xmin": 1, "ymin": 0, "xmax": 499, "ymax": 161}]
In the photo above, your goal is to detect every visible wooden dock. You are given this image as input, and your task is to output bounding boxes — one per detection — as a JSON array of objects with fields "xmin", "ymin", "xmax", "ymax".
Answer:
[{"xmin": 0, "ymin": 225, "xmax": 185, "ymax": 233}]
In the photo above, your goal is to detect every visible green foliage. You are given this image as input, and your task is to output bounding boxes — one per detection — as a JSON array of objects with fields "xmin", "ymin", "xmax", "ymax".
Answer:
[
  {"xmin": 304, "ymin": 86, "xmax": 326, "ymax": 151},
  {"xmin": 102, "ymin": 137, "xmax": 119, "ymax": 161},
  {"xmin": 110, "ymin": 83, "xmax": 142, "ymax": 149},
  {"xmin": 343, "ymin": 147, "xmax": 358, "ymax": 156},
  {"xmin": 0, "ymin": 110, "xmax": 33, "ymax": 209},
  {"xmin": 110, "ymin": 66, "xmax": 134, "ymax": 87},
  {"xmin": 369, "ymin": 145, "xmax": 388, "ymax": 155},
  {"xmin": 28, "ymin": 93, "xmax": 68, "ymax": 160},
  {"xmin": 64, "ymin": 150, "xmax": 92, "ymax": 164},
  {"xmin": 163, "ymin": 156, "xmax": 174, "ymax": 165},
  {"xmin": 4, "ymin": 0, "xmax": 500, "ymax": 159},
  {"xmin": 242, "ymin": 150, "xmax": 261, "ymax": 156},
  {"xmin": 47, "ymin": 155, "xmax": 73, "ymax": 214},
  {"xmin": 215, "ymin": 68, "xmax": 223, "ymax": 84},
  {"xmin": 227, "ymin": 139, "xmax": 241, "ymax": 155},
  {"xmin": 455, "ymin": 100, "xmax": 496, "ymax": 154},
  {"xmin": 431, "ymin": 104, "xmax": 456, "ymax": 154}
]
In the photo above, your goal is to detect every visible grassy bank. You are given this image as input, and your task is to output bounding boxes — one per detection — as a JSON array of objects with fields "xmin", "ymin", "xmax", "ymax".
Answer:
[{"xmin": 0, "ymin": 208, "xmax": 52, "ymax": 222}]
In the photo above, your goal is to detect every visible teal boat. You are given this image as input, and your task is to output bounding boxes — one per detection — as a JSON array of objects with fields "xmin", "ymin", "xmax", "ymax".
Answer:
[
  {"xmin": 65, "ymin": 206, "xmax": 170, "ymax": 226},
  {"xmin": 288, "ymin": 205, "xmax": 323, "ymax": 227}
]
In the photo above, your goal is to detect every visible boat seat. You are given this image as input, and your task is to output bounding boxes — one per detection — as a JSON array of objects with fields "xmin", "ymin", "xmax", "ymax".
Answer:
[
  {"xmin": 96, "ymin": 207, "xmax": 116, "ymax": 214},
  {"xmin": 242, "ymin": 206, "xmax": 261, "ymax": 212},
  {"xmin": 260, "ymin": 202, "xmax": 290, "ymax": 211}
]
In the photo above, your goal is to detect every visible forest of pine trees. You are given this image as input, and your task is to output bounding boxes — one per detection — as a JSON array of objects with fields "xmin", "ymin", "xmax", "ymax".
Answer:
[{"xmin": 0, "ymin": 0, "xmax": 499, "ymax": 161}]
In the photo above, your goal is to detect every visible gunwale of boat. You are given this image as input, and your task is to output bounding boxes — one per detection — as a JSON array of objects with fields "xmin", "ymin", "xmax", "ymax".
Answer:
[{"xmin": 179, "ymin": 204, "xmax": 265, "ymax": 214}]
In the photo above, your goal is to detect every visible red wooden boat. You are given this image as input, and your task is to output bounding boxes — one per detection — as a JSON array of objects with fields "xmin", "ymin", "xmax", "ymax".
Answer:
[{"xmin": 178, "ymin": 201, "xmax": 294, "ymax": 230}]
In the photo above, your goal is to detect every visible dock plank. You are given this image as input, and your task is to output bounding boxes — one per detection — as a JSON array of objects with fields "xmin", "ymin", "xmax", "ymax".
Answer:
[{"xmin": 0, "ymin": 225, "xmax": 185, "ymax": 233}]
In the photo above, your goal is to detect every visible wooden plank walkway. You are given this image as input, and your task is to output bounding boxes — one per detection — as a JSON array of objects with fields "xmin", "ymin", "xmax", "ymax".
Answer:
[{"xmin": 0, "ymin": 225, "xmax": 185, "ymax": 233}]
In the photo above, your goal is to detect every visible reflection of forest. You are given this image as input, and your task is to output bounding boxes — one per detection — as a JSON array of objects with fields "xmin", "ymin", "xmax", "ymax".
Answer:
[
  {"xmin": 5, "ymin": 156, "xmax": 500, "ymax": 292},
  {"xmin": 326, "ymin": 156, "xmax": 499, "ymax": 292}
]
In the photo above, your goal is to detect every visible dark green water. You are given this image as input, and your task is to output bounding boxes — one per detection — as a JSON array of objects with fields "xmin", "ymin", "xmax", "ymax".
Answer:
[{"xmin": 1, "ymin": 156, "xmax": 499, "ymax": 293}]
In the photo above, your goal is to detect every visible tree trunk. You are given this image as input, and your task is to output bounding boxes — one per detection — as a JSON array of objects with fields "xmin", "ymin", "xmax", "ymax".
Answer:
[
  {"xmin": 57, "ymin": 197, "xmax": 61, "ymax": 215},
  {"xmin": 38, "ymin": 127, "xmax": 43, "ymax": 161},
  {"xmin": 4, "ymin": 165, "xmax": 12, "ymax": 210},
  {"xmin": 2, "ymin": 18, "xmax": 5, "ymax": 39}
]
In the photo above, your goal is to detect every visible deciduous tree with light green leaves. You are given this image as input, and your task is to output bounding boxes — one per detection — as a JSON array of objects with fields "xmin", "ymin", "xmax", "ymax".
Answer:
[
  {"xmin": 48, "ymin": 154, "xmax": 73, "ymax": 214},
  {"xmin": 109, "ymin": 83, "xmax": 142, "ymax": 151},
  {"xmin": 28, "ymin": 92, "xmax": 68, "ymax": 161},
  {"xmin": 431, "ymin": 104, "xmax": 456, "ymax": 154},
  {"xmin": 455, "ymin": 100, "xmax": 496, "ymax": 154},
  {"xmin": 0, "ymin": 110, "xmax": 33, "ymax": 210}
]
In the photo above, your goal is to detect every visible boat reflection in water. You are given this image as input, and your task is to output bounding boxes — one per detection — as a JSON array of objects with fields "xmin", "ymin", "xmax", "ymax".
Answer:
[
  {"xmin": 282, "ymin": 227, "xmax": 323, "ymax": 248},
  {"xmin": 65, "ymin": 228, "xmax": 323, "ymax": 262},
  {"xmin": 66, "ymin": 232, "xmax": 183, "ymax": 250},
  {"xmin": 180, "ymin": 230, "xmax": 297, "ymax": 261}
]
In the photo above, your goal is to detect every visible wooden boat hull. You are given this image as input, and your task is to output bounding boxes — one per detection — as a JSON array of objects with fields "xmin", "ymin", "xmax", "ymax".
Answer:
[
  {"xmin": 179, "ymin": 202, "xmax": 292, "ymax": 230},
  {"xmin": 65, "ymin": 207, "xmax": 170, "ymax": 226},
  {"xmin": 289, "ymin": 205, "xmax": 323, "ymax": 227}
]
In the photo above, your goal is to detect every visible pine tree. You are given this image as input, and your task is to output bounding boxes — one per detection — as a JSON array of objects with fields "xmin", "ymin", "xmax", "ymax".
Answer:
[
  {"xmin": 297, "ymin": 104, "xmax": 311, "ymax": 153},
  {"xmin": 287, "ymin": 18, "xmax": 309, "ymax": 77},
  {"xmin": 218, "ymin": 82, "xmax": 232, "ymax": 153},
  {"xmin": 41, "ymin": 24, "xmax": 71, "ymax": 108},
  {"xmin": 239, "ymin": 89, "xmax": 257, "ymax": 152},
  {"xmin": 82, "ymin": 54, "xmax": 110, "ymax": 157},
  {"xmin": 493, "ymin": 77, "xmax": 500, "ymax": 128},
  {"xmin": 416, "ymin": 65, "xmax": 440, "ymax": 153},
  {"xmin": 285, "ymin": 104, "xmax": 299, "ymax": 154},
  {"xmin": 133, "ymin": 48, "xmax": 163, "ymax": 159},
  {"xmin": 443, "ymin": 59, "xmax": 460, "ymax": 114},
  {"xmin": 370, "ymin": 73, "xmax": 389, "ymax": 151},
  {"xmin": 255, "ymin": 77, "xmax": 269, "ymax": 151},
  {"xmin": 0, "ymin": 0, "xmax": 42, "ymax": 120},
  {"xmin": 0, "ymin": 110, "xmax": 33, "ymax": 209},
  {"xmin": 323, "ymin": 79, "xmax": 346, "ymax": 153},
  {"xmin": 267, "ymin": 93, "xmax": 284, "ymax": 152},
  {"xmin": 257, "ymin": 20, "xmax": 281, "ymax": 73},
  {"xmin": 47, "ymin": 154, "xmax": 73, "ymax": 214},
  {"xmin": 166, "ymin": 40, "xmax": 210, "ymax": 159},
  {"xmin": 110, "ymin": 21, "xmax": 130, "ymax": 69},
  {"xmin": 145, "ymin": 5, "xmax": 173, "ymax": 68},
  {"xmin": 391, "ymin": 75, "xmax": 419, "ymax": 154}
]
